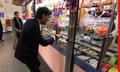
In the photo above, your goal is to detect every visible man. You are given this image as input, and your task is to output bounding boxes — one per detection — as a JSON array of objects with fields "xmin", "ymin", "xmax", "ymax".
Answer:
[
  {"xmin": 12, "ymin": 11, "xmax": 23, "ymax": 38},
  {"xmin": 94, "ymin": 6, "xmax": 111, "ymax": 17},
  {"xmin": 0, "ymin": 19, "xmax": 3, "ymax": 41},
  {"xmin": 89, "ymin": 6, "xmax": 112, "ymax": 18},
  {"xmin": 12, "ymin": 11, "xmax": 23, "ymax": 49},
  {"xmin": 15, "ymin": 7, "xmax": 54, "ymax": 72}
]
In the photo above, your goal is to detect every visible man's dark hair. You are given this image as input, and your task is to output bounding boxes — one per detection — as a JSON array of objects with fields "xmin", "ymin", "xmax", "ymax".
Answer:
[
  {"xmin": 14, "ymin": 11, "xmax": 18, "ymax": 15},
  {"xmin": 35, "ymin": 7, "xmax": 51, "ymax": 19}
]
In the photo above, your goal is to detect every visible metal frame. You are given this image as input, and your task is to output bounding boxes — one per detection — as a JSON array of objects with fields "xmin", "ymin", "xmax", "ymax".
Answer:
[{"xmin": 64, "ymin": 0, "xmax": 80, "ymax": 72}]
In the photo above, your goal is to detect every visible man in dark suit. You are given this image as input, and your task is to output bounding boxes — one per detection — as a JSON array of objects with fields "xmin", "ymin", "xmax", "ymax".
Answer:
[
  {"xmin": 12, "ymin": 11, "xmax": 23, "ymax": 38},
  {"xmin": 15, "ymin": 7, "xmax": 54, "ymax": 72},
  {"xmin": 94, "ymin": 6, "xmax": 112, "ymax": 17},
  {"xmin": 0, "ymin": 19, "xmax": 3, "ymax": 41},
  {"xmin": 88, "ymin": 6, "xmax": 112, "ymax": 18}
]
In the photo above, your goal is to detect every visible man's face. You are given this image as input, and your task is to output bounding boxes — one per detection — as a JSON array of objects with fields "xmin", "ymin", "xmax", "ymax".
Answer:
[
  {"xmin": 15, "ymin": 13, "xmax": 19, "ymax": 18},
  {"xmin": 95, "ymin": 7, "xmax": 103, "ymax": 15},
  {"xmin": 40, "ymin": 14, "xmax": 50, "ymax": 24}
]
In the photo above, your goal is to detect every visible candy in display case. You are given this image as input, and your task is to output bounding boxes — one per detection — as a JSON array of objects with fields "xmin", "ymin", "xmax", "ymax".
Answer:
[
  {"xmin": 79, "ymin": 18, "xmax": 110, "ymax": 37},
  {"xmin": 108, "ymin": 67, "xmax": 118, "ymax": 72},
  {"xmin": 101, "ymin": 42, "xmax": 118, "ymax": 72},
  {"xmin": 41, "ymin": 27, "xmax": 56, "ymax": 39},
  {"xmin": 52, "ymin": 2, "xmax": 69, "ymax": 48}
]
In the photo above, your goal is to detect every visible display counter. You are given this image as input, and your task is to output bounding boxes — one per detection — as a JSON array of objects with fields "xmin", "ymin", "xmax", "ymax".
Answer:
[
  {"xmin": 39, "ymin": 44, "xmax": 97, "ymax": 72},
  {"xmin": 39, "ymin": 45, "xmax": 65, "ymax": 72}
]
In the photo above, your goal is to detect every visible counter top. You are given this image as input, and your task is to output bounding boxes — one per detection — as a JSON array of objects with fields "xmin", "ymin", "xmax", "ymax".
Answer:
[{"xmin": 39, "ymin": 44, "xmax": 97, "ymax": 72}]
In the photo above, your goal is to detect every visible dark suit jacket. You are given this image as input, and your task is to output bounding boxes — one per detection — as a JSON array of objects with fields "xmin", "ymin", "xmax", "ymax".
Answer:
[
  {"xmin": 15, "ymin": 19, "xmax": 54, "ymax": 64},
  {"xmin": 13, "ymin": 17, "xmax": 23, "ymax": 38},
  {"xmin": 0, "ymin": 20, "xmax": 3, "ymax": 32}
]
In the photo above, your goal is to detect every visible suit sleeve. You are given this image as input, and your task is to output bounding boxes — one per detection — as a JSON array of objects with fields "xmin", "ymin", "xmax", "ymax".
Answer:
[
  {"xmin": 12, "ymin": 19, "xmax": 21, "ymax": 33},
  {"xmin": 0, "ymin": 20, "xmax": 3, "ymax": 31},
  {"xmin": 19, "ymin": 18, "xmax": 23, "ymax": 28}
]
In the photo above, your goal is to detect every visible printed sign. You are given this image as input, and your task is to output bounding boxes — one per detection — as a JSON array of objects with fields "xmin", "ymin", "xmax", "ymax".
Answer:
[{"xmin": 0, "ymin": 12, "xmax": 4, "ymax": 18}]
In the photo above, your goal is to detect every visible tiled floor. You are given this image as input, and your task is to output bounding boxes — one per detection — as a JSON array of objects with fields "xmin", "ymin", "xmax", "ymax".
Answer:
[
  {"xmin": 0, "ymin": 32, "xmax": 29, "ymax": 72},
  {"xmin": 0, "ymin": 32, "xmax": 87, "ymax": 72}
]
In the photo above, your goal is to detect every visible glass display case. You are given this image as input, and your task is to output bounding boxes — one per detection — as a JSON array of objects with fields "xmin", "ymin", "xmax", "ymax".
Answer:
[
  {"xmin": 100, "ymin": 3, "xmax": 118, "ymax": 72},
  {"xmin": 72, "ymin": 0, "xmax": 118, "ymax": 71},
  {"xmin": 53, "ymin": 2, "xmax": 69, "ymax": 49},
  {"xmin": 101, "ymin": 40, "xmax": 118, "ymax": 72}
]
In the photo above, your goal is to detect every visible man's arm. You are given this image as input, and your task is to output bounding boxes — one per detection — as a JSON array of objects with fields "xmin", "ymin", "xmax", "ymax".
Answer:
[
  {"xmin": 12, "ymin": 19, "xmax": 21, "ymax": 33},
  {"xmin": 0, "ymin": 20, "xmax": 3, "ymax": 31},
  {"xmin": 35, "ymin": 24, "xmax": 54, "ymax": 46}
]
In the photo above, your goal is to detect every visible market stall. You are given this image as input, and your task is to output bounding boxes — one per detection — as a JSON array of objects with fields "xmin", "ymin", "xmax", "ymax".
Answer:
[{"xmin": 21, "ymin": 0, "xmax": 118, "ymax": 72}]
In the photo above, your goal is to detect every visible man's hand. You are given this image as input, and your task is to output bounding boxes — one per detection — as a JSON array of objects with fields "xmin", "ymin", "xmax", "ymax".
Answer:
[{"xmin": 55, "ymin": 34, "xmax": 62, "ymax": 38}]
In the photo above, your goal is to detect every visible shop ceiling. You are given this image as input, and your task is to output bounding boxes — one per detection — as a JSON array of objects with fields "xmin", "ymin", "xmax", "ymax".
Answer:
[{"xmin": 12, "ymin": 0, "xmax": 32, "ymax": 6}]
